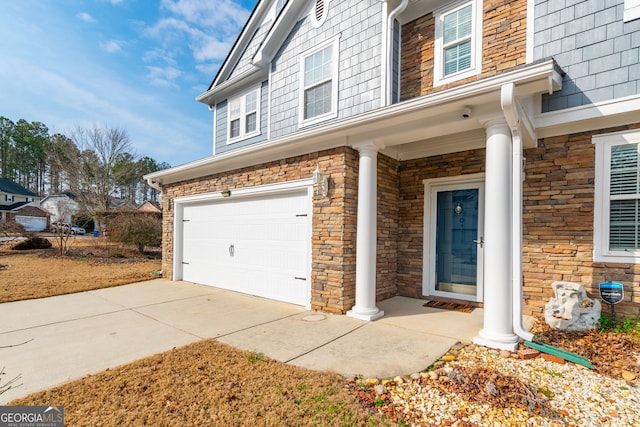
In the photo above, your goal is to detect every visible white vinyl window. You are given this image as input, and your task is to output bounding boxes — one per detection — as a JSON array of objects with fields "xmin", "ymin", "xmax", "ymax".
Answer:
[
  {"xmin": 227, "ymin": 86, "xmax": 260, "ymax": 143},
  {"xmin": 593, "ymin": 130, "xmax": 640, "ymax": 263},
  {"xmin": 433, "ymin": 0, "xmax": 482, "ymax": 87},
  {"xmin": 299, "ymin": 36, "xmax": 339, "ymax": 127},
  {"xmin": 624, "ymin": 0, "xmax": 640, "ymax": 22}
]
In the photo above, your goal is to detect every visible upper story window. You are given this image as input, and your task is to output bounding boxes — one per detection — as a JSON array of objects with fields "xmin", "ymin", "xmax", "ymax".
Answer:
[
  {"xmin": 433, "ymin": 0, "xmax": 482, "ymax": 87},
  {"xmin": 227, "ymin": 86, "xmax": 261, "ymax": 143},
  {"xmin": 299, "ymin": 36, "xmax": 339, "ymax": 127},
  {"xmin": 624, "ymin": 0, "xmax": 640, "ymax": 22},
  {"xmin": 5, "ymin": 194, "xmax": 14, "ymax": 202},
  {"xmin": 593, "ymin": 130, "xmax": 640, "ymax": 263}
]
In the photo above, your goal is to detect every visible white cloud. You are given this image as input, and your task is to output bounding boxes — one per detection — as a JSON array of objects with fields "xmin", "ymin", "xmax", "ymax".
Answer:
[
  {"xmin": 143, "ymin": 0, "xmax": 252, "ymax": 80},
  {"xmin": 100, "ymin": 40, "xmax": 123, "ymax": 53},
  {"xmin": 160, "ymin": 0, "xmax": 249, "ymax": 30},
  {"xmin": 146, "ymin": 65, "xmax": 183, "ymax": 87},
  {"xmin": 76, "ymin": 12, "xmax": 95, "ymax": 23}
]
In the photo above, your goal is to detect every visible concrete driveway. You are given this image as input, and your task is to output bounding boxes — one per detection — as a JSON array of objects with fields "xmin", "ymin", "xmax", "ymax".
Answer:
[{"xmin": 0, "ymin": 279, "xmax": 483, "ymax": 404}]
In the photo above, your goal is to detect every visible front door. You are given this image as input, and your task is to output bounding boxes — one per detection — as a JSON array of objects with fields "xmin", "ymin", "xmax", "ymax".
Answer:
[{"xmin": 424, "ymin": 176, "xmax": 484, "ymax": 302}]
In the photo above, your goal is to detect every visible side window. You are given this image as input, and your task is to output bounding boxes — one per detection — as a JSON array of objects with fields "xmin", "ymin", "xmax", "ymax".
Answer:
[
  {"xmin": 299, "ymin": 36, "xmax": 339, "ymax": 127},
  {"xmin": 433, "ymin": 0, "xmax": 482, "ymax": 87},
  {"xmin": 227, "ymin": 86, "xmax": 261, "ymax": 143},
  {"xmin": 593, "ymin": 130, "xmax": 640, "ymax": 263}
]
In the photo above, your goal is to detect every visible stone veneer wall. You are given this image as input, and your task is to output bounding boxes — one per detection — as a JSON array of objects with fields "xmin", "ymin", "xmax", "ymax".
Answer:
[
  {"xmin": 397, "ymin": 149, "xmax": 486, "ymax": 298},
  {"xmin": 400, "ymin": 0, "xmax": 527, "ymax": 101},
  {"xmin": 523, "ymin": 124, "xmax": 640, "ymax": 318},
  {"xmin": 377, "ymin": 153, "xmax": 400, "ymax": 301},
  {"xmin": 161, "ymin": 147, "xmax": 399, "ymax": 314}
]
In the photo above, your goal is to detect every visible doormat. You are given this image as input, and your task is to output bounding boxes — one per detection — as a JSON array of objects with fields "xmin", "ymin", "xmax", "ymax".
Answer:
[{"xmin": 422, "ymin": 300, "xmax": 475, "ymax": 313}]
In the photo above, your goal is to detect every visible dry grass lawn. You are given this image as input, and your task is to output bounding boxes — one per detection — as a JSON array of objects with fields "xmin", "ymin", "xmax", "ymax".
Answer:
[
  {"xmin": 1, "ymin": 235, "xmax": 391, "ymax": 426},
  {"xmin": 0, "ymin": 236, "xmax": 161, "ymax": 303},
  {"xmin": 10, "ymin": 340, "xmax": 391, "ymax": 427}
]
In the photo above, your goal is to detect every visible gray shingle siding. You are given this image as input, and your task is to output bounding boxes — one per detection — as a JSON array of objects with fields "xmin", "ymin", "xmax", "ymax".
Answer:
[
  {"xmin": 215, "ymin": 81, "xmax": 269, "ymax": 155},
  {"xmin": 536, "ymin": 0, "xmax": 640, "ymax": 112},
  {"xmin": 269, "ymin": 0, "xmax": 382, "ymax": 138},
  {"xmin": 229, "ymin": 21, "xmax": 273, "ymax": 80}
]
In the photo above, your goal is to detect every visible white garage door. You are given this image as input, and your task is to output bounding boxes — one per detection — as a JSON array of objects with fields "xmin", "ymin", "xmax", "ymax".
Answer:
[
  {"xmin": 16, "ymin": 215, "xmax": 47, "ymax": 232},
  {"xmin": 181, "ymin": 190, "xmax": 310, "ymax": 306}
]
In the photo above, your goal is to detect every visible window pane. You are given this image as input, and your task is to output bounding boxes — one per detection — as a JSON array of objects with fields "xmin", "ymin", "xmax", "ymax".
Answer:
[
  {"xmin": 444, "ymin": 40, "xmax": 472, "ymax": 76},
  {"xmin": 610, "ymin": 199, "xmax": 640, "ymax": 249},
  {"xmin": 304, "ymin": 80, "xmax": 332, "ymax": 119},
  {"xmin": 245, "ymin": 112, "xmax": 257, "ymax": 133},
  {"xmin": 229, "ymin": 99, "xmax": 241, "ymax": 118},
  {"xmin": 458, "ymin": 5, "xmax": 472, "ymax": 37},
  {"xmin": 611, "ymin": 143, "xmax": 640, "ymax": 195},
  {"xmin": 245, "ymin": 91, "xmax": 257, "ymax": 112},
  {"xmin": 443, "ymin": 5, "xmax": 472, "ymax": 44},
  {"xmin": 230, "ymin": 119, "xmax": 240, "ymax": 138},
  {"xmin": 304, "ymin": 45, "xmax": 332, "ymax": 87}
]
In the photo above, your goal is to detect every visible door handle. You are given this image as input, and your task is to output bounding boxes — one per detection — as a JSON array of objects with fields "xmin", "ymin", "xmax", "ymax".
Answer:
[
  {"xmin": 229, "ymin": 244, "xmax": 234, "ymax": 256},
  {"xmin": 473, "ymin": 237, "xmax": 484, "ymax": 248}
]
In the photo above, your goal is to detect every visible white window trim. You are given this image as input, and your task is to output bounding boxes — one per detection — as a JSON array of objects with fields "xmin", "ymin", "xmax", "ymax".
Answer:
[
  {"xmin": 227, "ymin": 85, "xmax": 261, "ymax": 144},
  {"xmin": 593, "ymin": 129, "xmax": 640, "ymax": 263},
  {"xmin": 298, "ymin": 35, "xmax": 340, "ymax": 128},
  {"xmin": 433, "ymin": 0, "xmax": 483, "ymax": 87},
  {"xmin": 624, "ymin": 0, "xmax": 640, "ymax": 22}
]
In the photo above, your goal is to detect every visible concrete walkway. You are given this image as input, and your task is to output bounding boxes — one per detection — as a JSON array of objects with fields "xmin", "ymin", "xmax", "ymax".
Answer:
[{"xmin": 0, "ymin": 279, "xmax": 483, "ymax": 404}]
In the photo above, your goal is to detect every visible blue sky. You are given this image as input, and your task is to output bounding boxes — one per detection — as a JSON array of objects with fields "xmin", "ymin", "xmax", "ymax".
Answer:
[{"xmin": 0, "ymin": 0, "xmax": 258, "ymax": 167}]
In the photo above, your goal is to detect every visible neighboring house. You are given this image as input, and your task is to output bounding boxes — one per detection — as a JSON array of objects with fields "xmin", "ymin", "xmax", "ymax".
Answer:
[
  {"xmin": 108, "ymin": 198, "xmax": 138, "ymax": 211},
  {"xmin": 137, "ymin": 200, "xmax": 161, "ymax": 213},
  {"xmin": 40, "ymin": 192, "xmax": 81, "ymax": 223},
  {"xmin": 146, "ymin": 0, "xmax": 640, "ymax": 350},
  {"xmin": 0, "ymin": 178, "xmax": 47, "ymax": 231}
]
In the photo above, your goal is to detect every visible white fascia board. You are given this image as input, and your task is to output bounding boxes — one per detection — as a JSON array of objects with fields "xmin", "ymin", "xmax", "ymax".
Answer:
[
  {"xmin": 196, "ymin": 67, "xmax": 265, "ymax": 106},
  {"xmin": 535, "ymin": 94, "xmax": 640, "ymax": 138},
  {"xmin": 210, "ymin": 1, "xmax": 272, "ymax": 89},
  {"xmin": 253, "ymin": 0, "xmax": 309, "ymax": 67},
  {"xmin": 148, "ymin": 60, "xmax": 561, "ymax": 186}
]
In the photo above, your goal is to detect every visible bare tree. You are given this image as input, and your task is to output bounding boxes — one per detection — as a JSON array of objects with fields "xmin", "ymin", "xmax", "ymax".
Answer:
[{"xmin": 66, "ymin": 125, "xmax": 135, "ymax": 213}]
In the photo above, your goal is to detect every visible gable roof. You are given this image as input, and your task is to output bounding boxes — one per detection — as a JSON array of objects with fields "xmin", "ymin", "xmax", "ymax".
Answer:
[
  {"xmin": 0, "ymin": 178, "xmax": 39, "ymax": 197},
  {"xmin": 197, "ymin": 0, "xmax": 310, "ymax": 106},
  {"xmin": 41, "ymin": 192, "xmax": 78, "ymax": 202}
]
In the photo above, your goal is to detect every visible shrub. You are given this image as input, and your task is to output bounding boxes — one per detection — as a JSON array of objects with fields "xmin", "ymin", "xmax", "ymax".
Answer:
[
  {"xmin": 110, "ymin": 213, "xmax": 161, "ymax": 253},
  {"xmin": 0, "ymin": 221, "xmax": 26, "ymax": 238},
  {"xmin": 13, "ymin": 237, "xmax": 52, "ymax": 250}
]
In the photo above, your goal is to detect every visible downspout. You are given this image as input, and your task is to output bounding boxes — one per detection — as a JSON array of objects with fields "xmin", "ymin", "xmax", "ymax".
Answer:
[
  {"xmin": 379, "ymin": 0, "xmax": 389, "ymax": 107},
  {"xmin": 380, "ymin": 0, "xmax": 408, "ymax": 107},
  {"xmin": 501, "ymin": 82, "xmax": 535, "ymax": 342},
  {"xmin": 209, "ymin": 104, "xmax": 216, "ymax": 156}
]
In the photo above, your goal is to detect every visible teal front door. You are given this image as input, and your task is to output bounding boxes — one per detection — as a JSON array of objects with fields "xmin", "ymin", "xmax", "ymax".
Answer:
[{"xmin": 425, "ymin": 178, "xmax": 484, "ymax": 302}]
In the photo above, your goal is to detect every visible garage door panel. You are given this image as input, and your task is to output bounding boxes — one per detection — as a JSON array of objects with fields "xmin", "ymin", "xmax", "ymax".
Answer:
[{"xmin": 180, "ymin": 190, "xmax": 310, "ymax": 306}]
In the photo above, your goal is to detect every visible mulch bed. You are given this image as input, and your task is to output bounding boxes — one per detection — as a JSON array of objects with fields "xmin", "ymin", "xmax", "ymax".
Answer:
[{"xmin": 531, "ymin": 322, "xmax": 640, "ymax": 380}]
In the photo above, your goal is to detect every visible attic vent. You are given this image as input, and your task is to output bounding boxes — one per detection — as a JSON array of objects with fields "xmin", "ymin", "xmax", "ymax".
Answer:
[
  {"xmin": 311, "ymin": 0, "xmax": 329, "ymax": 27},
  {"xmin": 315, "ymin": 0, "xmax": 324, "ymax": 20}
]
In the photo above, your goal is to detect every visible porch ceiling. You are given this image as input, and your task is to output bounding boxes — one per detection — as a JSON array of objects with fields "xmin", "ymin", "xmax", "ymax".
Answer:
[{"xmin": 146, "ymin": 60, "xmax": 561, "ymax": 187}]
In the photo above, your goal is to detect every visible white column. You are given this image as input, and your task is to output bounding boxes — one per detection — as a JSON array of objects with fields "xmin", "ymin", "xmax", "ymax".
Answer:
[
  {"xmin": 473, "ymin": 119, "xmax": 519, "ymax": 351},
  {"xmin": 347, "ymin": 143, "xmax": 384, "ymax": 321}
]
